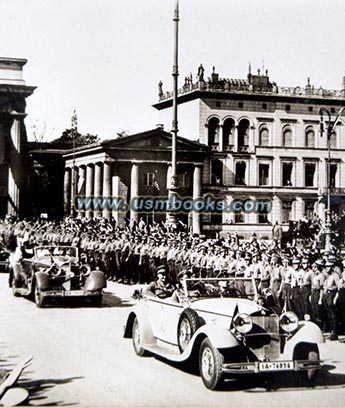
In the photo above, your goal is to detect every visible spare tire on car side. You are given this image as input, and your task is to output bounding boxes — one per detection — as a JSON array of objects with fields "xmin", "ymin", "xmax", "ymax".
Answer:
[{"xmin": 177, "ymin": 308, "xmax": 203, "ymax": 352}]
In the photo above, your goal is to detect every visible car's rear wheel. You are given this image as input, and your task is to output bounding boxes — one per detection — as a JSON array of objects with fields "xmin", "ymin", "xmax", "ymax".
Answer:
[
  {"xmin": 178, "ymin": 309, "xmax": 202, "ymax": 352},
  {"xmin": 132, "ymin": 317, "xmax": 147, "ymax": 357},
  {"xmin": 199, "ymin": 338, "xmax": 224, "ymax": 390},
  {"xmin": 34, "ymin": 283, "xmax": 45, "ymax": 308}
]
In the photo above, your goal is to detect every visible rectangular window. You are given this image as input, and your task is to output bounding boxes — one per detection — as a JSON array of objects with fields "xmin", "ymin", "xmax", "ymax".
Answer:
[
  {"xmin": 282, "ymin": 201, "xmax": 292, "ymax": 223},
  {"xmin": 305, "ymin": 163, "xmax": 316, "ymax": 187},
  {"xmin": 282, "ymin": 162, "xmax": 293, "ymax": 186},
  {"xmin": 235, "ymin": 162, "xmax": 246, "ymax": 185},
  {"xmin": 259, "ymin": 164, "xmax": 270, "ymax": 186},
  {"xmin": 143, "ymin": 172, "xmax": 154, "ymax": 187},
  {"xmin": 235, "ymin": 212, "xmax": 245, "ymax": 223}
]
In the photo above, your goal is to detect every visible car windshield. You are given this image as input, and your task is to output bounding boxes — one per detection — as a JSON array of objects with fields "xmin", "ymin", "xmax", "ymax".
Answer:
[
  {"xmin": 35, "ymin": 246, "xmax": 78, "ymax": 259},
  {"xmin": 182, "ymin": 277, "xmax": 259, "ymax": 300}
]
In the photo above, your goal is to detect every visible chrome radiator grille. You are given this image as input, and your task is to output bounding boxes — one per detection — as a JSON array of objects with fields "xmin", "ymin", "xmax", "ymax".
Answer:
[{"xmin": 245, "ymin": 315, "xmax": 280, "ymax": 361}]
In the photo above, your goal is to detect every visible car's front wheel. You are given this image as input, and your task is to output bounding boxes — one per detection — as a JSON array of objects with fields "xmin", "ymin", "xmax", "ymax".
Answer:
[
  {"xmin": 294, "ymin": 342, "xmax": 320, "ymax": 382},
  {"xmin": 132, "ymin": 317, "xmax": 147, "ymax": 357},
  {"xmin": 34, "ymin": 283, "xmax": 45, "ymax": 308},
  {"xmin": 199, "ymin": 338, "xmax": 224, "ymax": 390}
]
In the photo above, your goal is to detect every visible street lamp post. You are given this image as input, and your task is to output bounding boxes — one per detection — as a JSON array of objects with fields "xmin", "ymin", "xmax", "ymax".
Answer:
[
  {"xmin": 166, "ymin": 0, "xmax": 179, "ymax": 228},
  {"xmin": 319, "ymin": 106, "xmax": 344, "ymax": 252}
]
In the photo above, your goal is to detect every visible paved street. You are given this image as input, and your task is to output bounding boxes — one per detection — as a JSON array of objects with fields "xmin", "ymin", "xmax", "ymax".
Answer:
[{"xmin": 1, "ymin": 273, "xmax": 345, "ymax": 407}]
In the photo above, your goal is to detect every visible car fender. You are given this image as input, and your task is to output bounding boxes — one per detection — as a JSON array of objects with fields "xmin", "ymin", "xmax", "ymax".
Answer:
[
  {"xmin": 282, "ymin": 321, "xmax": 324, "ymax": 359},
  {"xmin": 35, "ymin": 271, "xmax": 50, "ymax": 290},
  {"xmin": 84, "ymin": 271, "xmax": 107, "ymax": 291},
  {"xmin": 194, "ymin": 324, "xmax": 239, "ymax": 349},
  {"xmin": 123, "ymin": 306, "xmax": 155, "ymax": 346}
]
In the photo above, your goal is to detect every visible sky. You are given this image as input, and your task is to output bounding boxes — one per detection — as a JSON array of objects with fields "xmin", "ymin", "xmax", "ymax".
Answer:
[{"xmin": 1, "ymin": 0, "xmax": 345, "ymax": 141}]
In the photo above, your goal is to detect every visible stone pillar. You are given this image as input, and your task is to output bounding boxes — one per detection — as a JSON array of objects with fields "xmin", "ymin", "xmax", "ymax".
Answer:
[
  {"xmin": 77, "ymin": 166, "xmax": 86, "ymax": 218},
  {"xmin": 63, "ymin": 168, "xmax": 71, "ymax": 216},
  {"xmin": 7, "ymin": 117, "xmax": 21, "ymax": 216},
  {"xmin": 247, "ymin": 195, "xmax": 258, "ymax": 224},
  {"xmin": 103, "ymin": 162, "xmax": 112, "ymax": 220},
  {"xmin": 85, "ymin": 164, "xmax": 94, "ymax": 219},
  {"xmin": 318, "ymin": 192, "xmax": 326, "ymax": 223},
  {"xmin": 130, "ymin": 162, "xmax": 139, "ymax": 223},
  {"xmin": 223, "ymin": 194, "xmax": 235, "ymax": 224},
  {"xmin": 271, "ymin": 194, "xmax": 282, "ymax": 224},
  {"xmin": 234, "ymin": 125, "xmax": 239, "ymax": 152},
  {"xmin": 294, "ymin": 196, "xmax": 304, "ymax": 221},
  {"xmin": 94, "ymin": 163, "xmax": 103, "ymax": 217},
  {"xmin": 295, "ymin": 159, "xmax": 304, "ymax": 188},
  {"xmin": 192, "ymin": 164, "xmax": 202, "ymax": 235}
]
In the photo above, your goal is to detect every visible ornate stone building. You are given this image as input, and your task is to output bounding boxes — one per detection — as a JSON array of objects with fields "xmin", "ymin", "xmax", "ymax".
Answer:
[
  {"xmin": 153, "ymin": 65, "xmax": 345, "ymax": 237},
  {"xmin": 63, "ymin": 127, "xmax": 208, "ymax": 232},
  {"xmin": 0, "ymin": 58, "xmax": 36, "ymax": 218}
]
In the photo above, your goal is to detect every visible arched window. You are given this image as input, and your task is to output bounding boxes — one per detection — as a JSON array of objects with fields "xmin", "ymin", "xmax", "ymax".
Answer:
[
  {"xmin": 282, "ymin": 125, "xmax": 292, "ymax": 147},
  {"xmin": 238, "ymin": 119, "xmax": 250, "ymax": 151},
  {"xmin": 207, "ymin": 117, "xmax": 220, "ymax": 150},
  {"xmin": 222, "ymin": 118, "xmax": 235, "ymax": 150},
  {"xmin": 259, "ymin": 126, "xmax": 269, "ymax": 146},
  {"xmin": 305, "ymin": 126, "xmax": 315, "ymax": 148}
]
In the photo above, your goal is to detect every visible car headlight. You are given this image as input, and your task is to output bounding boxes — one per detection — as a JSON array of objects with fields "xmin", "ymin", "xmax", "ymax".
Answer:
[
  {"xmin": 280, "ymin": 311, "xmax": 299, "ymax": 333},
  {"xmin": 233, "ymin": 313, "xmax": 253, "ymax": 334}
]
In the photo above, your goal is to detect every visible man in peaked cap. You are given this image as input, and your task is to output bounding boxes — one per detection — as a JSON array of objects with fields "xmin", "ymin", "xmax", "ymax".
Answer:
[{"xmin": 144, "ymin": 265, "xmax": 174, "ymax": 299}]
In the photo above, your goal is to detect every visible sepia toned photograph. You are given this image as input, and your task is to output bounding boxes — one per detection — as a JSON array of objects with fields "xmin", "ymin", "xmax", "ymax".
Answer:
[{"xmin": 0, "ymin": 0, "xmax": 345, "ymax": 406}]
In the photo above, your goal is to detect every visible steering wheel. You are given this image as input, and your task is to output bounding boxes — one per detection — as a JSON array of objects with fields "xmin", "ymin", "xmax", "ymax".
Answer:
[{"xmin": 221, "ymin": 287, "xmax": 244, "ymax": 298}]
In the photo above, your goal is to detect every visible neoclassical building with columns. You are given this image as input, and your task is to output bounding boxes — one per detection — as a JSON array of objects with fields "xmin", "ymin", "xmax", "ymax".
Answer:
[
  {"xmin": 63, "ymin": 127, "xmax": 208, "ymax": 233},
  {"xmin": 0, "ymin": 57, "xmax": 36, "ymax": 219},
  {"xmin": 154, "ymin": 65, "xmax": 345, "ymax": 237}
]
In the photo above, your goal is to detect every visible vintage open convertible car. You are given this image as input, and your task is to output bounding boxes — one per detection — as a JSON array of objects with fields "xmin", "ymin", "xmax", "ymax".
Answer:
[
  {"xmin": 9, "ymin": 245, "xmax": 106, "ymax": 308},
  {"xmin": 124, "ymin": 277, "xmax": 324, "ymax": 390}
]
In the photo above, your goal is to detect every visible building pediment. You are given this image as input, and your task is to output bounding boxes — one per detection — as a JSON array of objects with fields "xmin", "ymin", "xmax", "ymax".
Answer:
[{"xmin": 102, "ymin": 127, "xmax": 207, "ymax": 152}]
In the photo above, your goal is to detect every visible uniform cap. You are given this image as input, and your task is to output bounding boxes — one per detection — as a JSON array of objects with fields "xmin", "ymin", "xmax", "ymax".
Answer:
[{"xmin": 156, "ymin": 265, "xmax": 167, "ymax": 275}]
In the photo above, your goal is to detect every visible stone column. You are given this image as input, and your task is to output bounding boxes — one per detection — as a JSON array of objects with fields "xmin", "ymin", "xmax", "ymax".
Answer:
[
  {"xmin": 192, "ymin": 164, "xmax": 202, "ymax": 235},
  {"xmin": 130, "ymin": 162, "xmax": 139, "ymax": 223},
  {"xmin": 8, "ymin": 117, "xmax": 21, "ymax": 216},
  {"xmin": 234, "ymin": 125, "xmax": 239, "ymax": 152},
  {"xmin": 271, "ymin": 194, "xmax": 282, "ymax": 224},
  {"xmin": 85, "ymin": 164, "xmax": 94, "ymax": 219},
  {"xmin": 94, "ymin": 163, "xmax": 103, "ymax": 217},
  {"xmin": 63, "ymin": 168, "xmax": 71, "ymax": 216},
  {"xmin": 223, "ymin": 194, "xmax": 235, "ymax": 224},
  {"xmin": 294, "ymin": 196, "xmax": 304, "ymax": 220},
  {"xmin": 103, "ymin": 162, "xmax": 112, "ymax": 220},
  {"xmin": 77, "ymin": 166, "xmax": 86, "ymax": 218}
]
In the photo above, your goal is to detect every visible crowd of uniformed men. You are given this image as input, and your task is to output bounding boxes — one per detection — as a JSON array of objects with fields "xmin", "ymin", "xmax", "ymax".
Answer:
[{"xmin": 1, "ymin": 215, "xmax": 345, "ymax": 341}]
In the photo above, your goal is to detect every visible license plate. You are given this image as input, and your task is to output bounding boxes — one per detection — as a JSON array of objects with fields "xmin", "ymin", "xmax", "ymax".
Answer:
[
  {"xmin": 258, "ymin": 361, "xmax": 294, "ymax": 372},
  {"xmin": 64, "ymin": 290, "xmax": 85, "ymax": 296}
]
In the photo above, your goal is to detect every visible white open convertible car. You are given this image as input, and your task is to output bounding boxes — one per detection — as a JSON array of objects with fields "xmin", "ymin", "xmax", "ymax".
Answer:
[{"xmin": 124, "ymin": 277, "xmax": 324, "ymax": 390}]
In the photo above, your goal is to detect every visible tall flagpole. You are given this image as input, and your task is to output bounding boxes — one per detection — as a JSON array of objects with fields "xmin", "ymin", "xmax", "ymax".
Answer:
[
  {"xmin": 70, "ymin": 109, "xmax": 77, "ymax": 217},
  {"xmin": 167, "ymin": 0, "xmax": 179, "ymax": 227}
]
